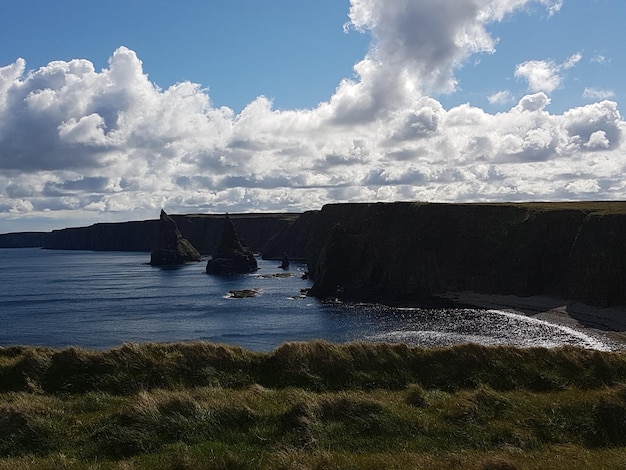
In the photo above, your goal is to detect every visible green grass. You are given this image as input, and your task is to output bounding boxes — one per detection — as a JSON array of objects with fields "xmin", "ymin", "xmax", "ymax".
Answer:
[
  {"xmin": 2, "ymin": 341, "xmax": 626, "ymax": 468},
  {"xmin": 421, "ymin": 201, "xmax": 626, "ymax": 215}
]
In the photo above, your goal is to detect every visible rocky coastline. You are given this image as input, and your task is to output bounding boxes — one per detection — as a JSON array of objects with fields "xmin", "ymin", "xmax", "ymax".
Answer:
[{"xmin": 3, "ymin": 202, "xmax": 626, "ymax": 319}]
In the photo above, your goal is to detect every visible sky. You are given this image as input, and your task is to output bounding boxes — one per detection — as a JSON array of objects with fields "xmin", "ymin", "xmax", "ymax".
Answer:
[{"xmin": 0, "ymin": 0, "xmax": 624, "ymax": 233}]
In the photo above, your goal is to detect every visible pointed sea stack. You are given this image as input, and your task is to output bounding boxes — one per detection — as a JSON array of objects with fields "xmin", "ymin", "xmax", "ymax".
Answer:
[
  {"xmin": 205, "ymin": 214, "xmax": 258, "ymax": 274},
  {"xmin": 149, "ymin": 210, "xmax": 202, "ymax": 265}
]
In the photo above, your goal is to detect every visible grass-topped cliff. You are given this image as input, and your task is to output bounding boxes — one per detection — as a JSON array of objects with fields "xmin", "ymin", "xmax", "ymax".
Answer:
[
  {"xmin": 2, "ymin": 341, "xmax": 626, "ymax": 469},
  {"xmin": 305, "ymin": 201, "xmax": 626, "ymax": 307}
]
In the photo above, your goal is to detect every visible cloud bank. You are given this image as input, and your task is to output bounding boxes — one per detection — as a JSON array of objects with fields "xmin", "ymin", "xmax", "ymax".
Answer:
[{"xmin": 0, "ymin": 0, "xmax": 623, "ymax": 231}]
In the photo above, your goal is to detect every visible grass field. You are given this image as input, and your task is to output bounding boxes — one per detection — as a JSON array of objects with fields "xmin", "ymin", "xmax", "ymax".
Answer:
[
  {"xmin": 2, "ymin": 341, "xmax": 626, "ymax": 469},
  {"xmin": 426, "ymin": 201, "xmax": 626, "ymax": 215}
]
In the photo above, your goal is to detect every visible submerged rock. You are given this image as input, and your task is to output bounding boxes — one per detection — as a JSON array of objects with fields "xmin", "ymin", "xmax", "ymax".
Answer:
[
  {"xmin": 227, "ymin": 288, "xmax": 260, "ymax": 298},
  {"xmin": 206, "ymin": 214, "xmax": 258, "ymax": 274},
  {"xmin": 150, "ymin": 210, "xmax": 202, "ymax": 266}
]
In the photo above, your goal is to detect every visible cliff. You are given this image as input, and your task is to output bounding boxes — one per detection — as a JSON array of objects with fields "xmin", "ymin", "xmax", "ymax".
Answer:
[
  {"xmin": 45, "ymin": 220, "xmax": 158, "ymax": 251},
  {"xmin": 0, "ymin": 232, "xmax": 49, "ymax": 248},
  {"xmin": 305, "ymin": 202, "xmax": 626, "ymax": 307},
  {"xmin": 36, "ymin": 213, "xmax": 299, "ymax": 254},
  {"xmin": 261, "ymin": 210, "xmax": 319, "ymax": 260}
]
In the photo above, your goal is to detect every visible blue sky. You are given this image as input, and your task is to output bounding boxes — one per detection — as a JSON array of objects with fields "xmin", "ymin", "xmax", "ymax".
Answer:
[
  {"xmin": 442, "ymin": 1, "xmax": 625, "ymax": 113},
  {"xmin": 0, "ymin": 0, "xmax": 370, "ymax": 111},
  {"xmin": 0, "ymin": 0, "xmax": 624, "ymax": 232}
]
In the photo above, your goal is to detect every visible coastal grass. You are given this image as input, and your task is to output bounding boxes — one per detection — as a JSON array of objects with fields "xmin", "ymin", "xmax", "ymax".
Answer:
[
  {"xmin": 451, "ymin": 200, "xmax": 626, "ymax": 215},
  {"xmin": 2, "ymin": 341, "xmax": 626, "ymax": 468}
]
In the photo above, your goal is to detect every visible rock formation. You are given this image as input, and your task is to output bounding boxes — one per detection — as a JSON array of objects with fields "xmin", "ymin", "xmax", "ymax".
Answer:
[
  {"xmin": 149, "ymin": 210, "xmax": 201, "ymax": 265},
  {"xmin": 278, "ymin": 252, "xmax": 290, "ymax": 269},
  {"xmin": 205, "ymin": 214, "xmax": 258, "ymax": 274}
]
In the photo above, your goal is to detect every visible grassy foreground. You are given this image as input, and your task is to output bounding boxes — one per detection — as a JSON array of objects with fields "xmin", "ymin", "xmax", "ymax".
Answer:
[{"xmin": 2, "ymin": 341, "xmax": 626, "ymax": 469}]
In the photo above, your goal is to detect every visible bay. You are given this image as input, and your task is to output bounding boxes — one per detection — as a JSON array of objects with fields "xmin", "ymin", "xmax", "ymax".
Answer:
[{"xmin": 0, "ymin": 248, "xmax": 615, "ymax": 351}]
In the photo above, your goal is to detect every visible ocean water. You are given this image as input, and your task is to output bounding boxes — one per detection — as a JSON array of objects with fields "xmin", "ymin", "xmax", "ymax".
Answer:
[{"xmin": 0, "ymin": 248, "xmax": 616, "ymax": 352}]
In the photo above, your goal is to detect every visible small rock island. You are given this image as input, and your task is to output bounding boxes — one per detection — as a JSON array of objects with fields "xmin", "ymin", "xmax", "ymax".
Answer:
[
  {"xmin": 149, "ymin": 210, "xmax": 202, "ymax": 266},
  {"xmin": 205, "ymin": 214, "xmax": 258, "ymax": 274}
]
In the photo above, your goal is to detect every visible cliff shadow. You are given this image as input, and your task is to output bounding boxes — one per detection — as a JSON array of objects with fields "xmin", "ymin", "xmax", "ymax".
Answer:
[
  {"xmin": 565, "ymin": 302, "xmax": 626, "ymax": 333},
  {"xmin": 441, "ymin": 292, "xmax": 626, "ymax": 334}
]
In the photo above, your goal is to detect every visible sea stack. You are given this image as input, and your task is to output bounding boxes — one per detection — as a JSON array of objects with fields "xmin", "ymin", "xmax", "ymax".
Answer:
[
  {"xmin": 279, "ymin": 252, "xmax": 290, "ymax": 269},
  {"xmin": 205, "ymin": 214, "xmax": 258, "ymax": 274},
  {"xmin": 149, "ymin": 210, "xmax": 202, "ymax": 265}
]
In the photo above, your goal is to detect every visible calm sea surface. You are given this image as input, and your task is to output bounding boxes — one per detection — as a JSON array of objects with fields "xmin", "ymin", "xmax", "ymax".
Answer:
[{"xmin": 0, "ymin": 248, "xmax": 617, "ymax": 351}]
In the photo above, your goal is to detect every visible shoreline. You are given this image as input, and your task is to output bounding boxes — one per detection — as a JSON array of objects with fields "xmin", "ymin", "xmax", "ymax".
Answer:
[{"xmin": 440, "ymin": 291, "xmax": 626, "ymax": 350}]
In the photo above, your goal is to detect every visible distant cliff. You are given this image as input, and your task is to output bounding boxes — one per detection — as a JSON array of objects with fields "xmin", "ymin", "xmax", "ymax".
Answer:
[
  {"xmin": 304, "ymin": 202, "xmax": 626, "ymax": 307},
  {"xmin": 45, "ymin": 220, "xmax": 158, "ymax": 251},
  {"xmin": 261, "ymin": 210, "xmax": 319, "ymax": 260},
  {"xmin": 0, "ymin": 232, "xmax": 49, "ymax": 248},
  {"xmin": 0, "ymin": 213, "xmax": 300, "ymax": 254}
]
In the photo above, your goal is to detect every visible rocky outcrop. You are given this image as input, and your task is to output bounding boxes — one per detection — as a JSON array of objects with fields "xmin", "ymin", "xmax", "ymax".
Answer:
[
  {"xmin": 278, "ymin": 253, "xmax": 290, "ymax": 269},
  {"xmin": 149, "ymin": 210, "xmax": 201, "ymax": 265},
  {"xmin": 205, "ymin": 214, "xmax": 258, "ymax": 274},
  {"xmin": 306, "ymin": 202, "xmax": 626, "ymax": 307}
]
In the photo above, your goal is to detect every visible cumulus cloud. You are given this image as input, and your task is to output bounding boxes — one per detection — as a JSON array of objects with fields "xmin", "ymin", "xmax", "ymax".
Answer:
[
  {"xmin": 515, "ymin": 53, "xmax": 581, "ymax": 93},
  {"xmin": 0, "ymin": 0, "xmax": 624, "ymax": 232},
  {"xmin": 331, "ymin": 0, "xmax": 565, "ymax": 123}
]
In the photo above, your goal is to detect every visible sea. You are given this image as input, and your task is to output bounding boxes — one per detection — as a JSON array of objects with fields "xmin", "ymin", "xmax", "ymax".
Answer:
[{"xmin": 0, "ymin": 248, "xmax": 618, "ymax": 352}]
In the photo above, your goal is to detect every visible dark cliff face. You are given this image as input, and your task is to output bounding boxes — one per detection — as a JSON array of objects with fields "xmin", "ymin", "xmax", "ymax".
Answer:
[
  {"xmin": 39, "ymin": 213, "xmax": 300, "ymax": 254},
  {"xmin": 261, "ymin": 210, "xmax": 320, "ymax": 260},
  {"xmin": 0, "ymin": 232, "xmax": 49, "ymax": 248},
  {"xmin": 174, "ymin": 213, "xmax": 300, "ymax": 255},
  {"xmin": 306, "ymin": 202, "xmax": 626, "ymax": 307},
  {"xmin": 45, "ymin": 221, "xmax": 159, "ymax": 251}
]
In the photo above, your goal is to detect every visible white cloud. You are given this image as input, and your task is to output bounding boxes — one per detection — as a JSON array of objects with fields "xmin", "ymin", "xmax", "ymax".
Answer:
[
  {"xmin": 0, "ymin": 1, "xmax": 624, "ymax": 232},
  {"xmin": 565, "ymin": 179, "xmax": 600, "ymax": 194},
  {"xmin": 515, "ymin": 60, "xmax": 561, "ymax": 93},
  {"xmin": 541, "ymin": 0, "xmax": 563, "ymax": 16},
  {"xmin": 515, "ymin": 92, "xmax": 551, "ymax": 112},
  {"xmin": 590, "ymin": 53, "xmax": 609, "ymax": 64},
  {"xmin": 488, "ymin": 90, "xmax": 514, "ymax": 105},
  {"xmin": 583, "ymin": 87, "xmax": 615, "ymax": 100},
  {"xmin": 335, "ymin": 0, "xmax": 549, "ymax": 122},
  {"xmin": 58, "ymin": 114, "xmax": 107, "ymax": 145},
  {"xmin": 585, "ymin": 130, "xmax": 610, "ymax": 150},
  {"xmin": 562, "ymin": 52, "xmax": 582, "ymax": 70},
  {"xmin": 515, "ymin": 53, "xmax": 582, "ymax": 93}
]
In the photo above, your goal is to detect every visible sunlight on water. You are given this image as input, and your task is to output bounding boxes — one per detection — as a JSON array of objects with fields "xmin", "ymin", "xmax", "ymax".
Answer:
[
  {"xmin": 364, "ymin": 308, "xmax": 612, "ymax": 351},
  {"xmin": 0, "ymin": 248, "xmax": 619, "ymax": 352}
]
